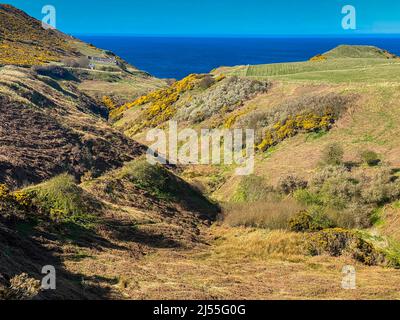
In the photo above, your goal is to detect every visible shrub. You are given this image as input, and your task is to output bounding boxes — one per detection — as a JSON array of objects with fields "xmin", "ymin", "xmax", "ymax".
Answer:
[
  {"xmin": 239, "ymin": 93, "xmax": 352, "ymax": 147},
  {"xmin": 175, "ymin": 76, "xmax": 270, "ymax": 123},
  {"xmin": 321, "ymin": 143, "xmax": 344, "ymax": 166},
  {"xmin": 224, "ymin": 198, "xmax": 305, "ymax": 230},
  {"xmin": 0, "ymin": 184, "xmax": 34, "ymax": 219},
  {"xmin": 360, "ymin": 168, "xmax": 400, "ymax": 205},
  {"xmin": 102, "ymin": 96, "xmax": 116, "ymax": 110},
  {"xmin": 318, "ymin": 175, "xmax": 359, "ymax": 209},
  {"xmin": 310, "ymin": 54, "xmax": 327, "ymax": 62},
  {"xmin": 293, "ymin": 189, "xmax": 323, "ymax": 206},
  {"xmin": 308, "ymin": 228, "xmax": 354, "ymax": 256},
  {"xmin": 296, "ymin": 166, "xmax": 400, "ymax": 229},
  {"xmin": 231, "ymin": 174, "xmax": 274, "ymax": 202},
  {"xmin": 289, "ymin": 209, "xmax": 335, "ymax": 232},
  {"xmin": 309, "ymin": 165, "xmax": 349, "ymax": 190},
  {"xmin": 308, "ymin": 228, "xmax": 386, "ymax": 266},
  {"xmin": 326, "ymin": 204, "xmax": 373, "ymax": 229},
  {"xmin": 359, "ymin": 150, "xmax": 380, "ymax": 166},
  {"xmin": 277, "ymin": 174, "xmax": 307, "ymax": 195},
  {"xmin": 111, "ymin": 74, "xmax": 203, "ymax": 129},
  {"xmin": 257, "ymin": 112, "xmax": 336, "ymax": 151}
]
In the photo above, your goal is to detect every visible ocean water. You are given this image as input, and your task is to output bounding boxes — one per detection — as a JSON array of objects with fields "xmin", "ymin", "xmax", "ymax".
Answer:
[{"xmin": 78, "ymin": 36, "xmax": 400, "ymax": 79}]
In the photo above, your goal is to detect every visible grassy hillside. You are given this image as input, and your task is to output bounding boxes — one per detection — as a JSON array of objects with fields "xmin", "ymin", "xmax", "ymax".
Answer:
[
  {"xmin": 212, "ymin": 45, "xmax": 400, "ymax": 84},
  {"xmin": 0, "ymin": 65, "xmax": 147, "ymax": 188},
  {"xmin": 0, "ymin": 4, "xmax": 165, "ymax": 102},
  {"xmin": 322, "ymin": 45, "xmax": 398, "ymax": 59}
]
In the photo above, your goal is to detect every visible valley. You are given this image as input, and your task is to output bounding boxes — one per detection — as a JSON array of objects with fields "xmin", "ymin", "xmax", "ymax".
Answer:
[{"xmin": 1, "ymin": 4, "xmax": 400, "ymax": 300}]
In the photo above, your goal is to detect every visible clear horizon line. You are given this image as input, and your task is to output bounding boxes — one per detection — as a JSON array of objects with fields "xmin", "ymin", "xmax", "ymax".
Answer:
[{"xmin": 71, "ymin": 33, "xmax": 400, "ymax": 38}]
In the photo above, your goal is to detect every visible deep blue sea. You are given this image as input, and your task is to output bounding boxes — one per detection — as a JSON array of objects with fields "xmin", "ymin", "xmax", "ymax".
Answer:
[{"xmin": 77, "ymin": 36, "xmax": 400, "ymax": 79}]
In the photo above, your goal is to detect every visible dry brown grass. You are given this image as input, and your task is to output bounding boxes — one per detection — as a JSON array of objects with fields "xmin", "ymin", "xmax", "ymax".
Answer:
[
  {"xmin": 223, "ymin": 198, "xmax": 304, "ymax": 230},
  {"xmin": 63, "ymin": 226, "xmax": 400, "ymax": 300}
]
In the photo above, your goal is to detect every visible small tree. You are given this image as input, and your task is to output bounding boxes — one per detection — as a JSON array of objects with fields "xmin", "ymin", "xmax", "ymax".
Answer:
[
  {"xmin": 322, "ymin": 143, "xmax": 344, "ymax": 166},
  {"xmin": 359, "ymin": 150, "xmax": 380, "ymax": 167}
]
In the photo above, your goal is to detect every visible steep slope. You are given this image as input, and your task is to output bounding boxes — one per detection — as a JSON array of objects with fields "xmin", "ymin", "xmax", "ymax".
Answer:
[
  {"xmin": 0, "ymin": 65, "xmax": 146, "ymax": 188},
  {"xmin": 0, "ymin": 159, "xmax": 218, "ymax": 299},
  {"xmin": 0, "ymin": 4, "xmax": 77, "ymax": 65},
  {"xmin": 0, "ymin": 4, "xmax": 166, "ymax": 101}
]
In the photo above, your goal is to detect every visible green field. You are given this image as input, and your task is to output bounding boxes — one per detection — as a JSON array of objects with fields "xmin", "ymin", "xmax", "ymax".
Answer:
[
  {"xmin": 215, "ymin": 58, "xmax": 400, "ymax": 82},
  {"xmin": 213, "ymin": 45, "xmax": 400, "ymax": 83}
]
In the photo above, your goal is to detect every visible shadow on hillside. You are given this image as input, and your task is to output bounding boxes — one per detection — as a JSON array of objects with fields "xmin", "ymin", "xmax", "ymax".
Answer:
[
  {"xmin": 0, "ymin": 217, "xmax": 114, "ymax": 299},
  {"xmin": 94, "ymin": 218, "xmax": 183, "ymax": 249}
]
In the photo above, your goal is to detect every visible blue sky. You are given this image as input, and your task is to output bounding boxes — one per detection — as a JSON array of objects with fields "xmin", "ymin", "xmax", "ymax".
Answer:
[{"xmin": 5, "ymin": 0, "xmax": 400, "ymax": 36}]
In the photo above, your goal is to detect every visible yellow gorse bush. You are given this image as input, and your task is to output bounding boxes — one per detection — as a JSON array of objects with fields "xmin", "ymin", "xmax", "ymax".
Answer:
[
  {"xmin": 309, "ymin": 54, "xmax": 328, "ymax": 62},
  {"xmin": 102, "ymin": 96, "xmax": 116, "ymax": 110},
  {"xmin": 257, "ymin": 111, "xmax": 335, "ymax": 151},
  {"xmin": 110, "ymin": 74, "xmax": 210, "ymax": 131},
  {"xmin": 0, "ymin": 183, "xmax": 33, "ymax": 209},
  {"xmin": 0, "ymin": 5, "xmax": 74, "ymax": 66}
]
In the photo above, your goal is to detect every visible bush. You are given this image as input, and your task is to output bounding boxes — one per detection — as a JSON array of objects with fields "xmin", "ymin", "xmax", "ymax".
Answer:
[
  {"xmin": 231, "ymin": 174, "xmax": 274, "ymax": 202},
  {"xmin": 0, "ymin": 184, "xmax": 34, "ymax": 219},
  {"xmin": 293, "ymin": 189, "xmax": 323, "ymax": 206},
  {"xmin": 359, "ymin": 150, "xmax": 380, "ymax": 166},
  {"xmin": 321, "ymin": 143, "xmax": 344, "ymax": 166},
  {"xmin": 326, "ymin": 204, "xmax": 373, "ymax": 229},
  {"xmin": 289, "ymin": 209, "xmax": 335, "ymax": 232},
  {"xmin": 308, "ymin": 228, "xmax": 386, "ymax": 265},
  {"xmin": 238, "ymin": 93, "xmax": 352, "ymax": 146},
  {"xmin": 360, "ymin": 168, "xmax": 400, "ymax": 205},
  {"xmin": 277, "ymin": 174, "xmax": 307, "ymax": 195},
  {"xmin": 175, "ymin": 76, "xmax": 270, "ymax": 123},
  {"xmin": 296, "ymin": 166, "xmax": 400, "ymax": 229}
]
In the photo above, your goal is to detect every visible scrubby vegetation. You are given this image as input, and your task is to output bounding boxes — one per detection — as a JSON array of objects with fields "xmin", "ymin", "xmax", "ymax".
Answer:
[
  {"xmin": 118, "ymin": 160, "xmax": 181, "ymax": 201},
  {"xmin": 307, "ymin": 228, "xmax": 387, "ymax": 266},
  {"xmin": 309, "ymin": 54, "xmax": 327, "ymax": 62},
  {"xmin": 237, "ymin": 93, "xmax": 351, "ymax": 151},
  {"xmin": 175, "ymin": 76, "xmax": 269, "ymax": 123},
  {"xmin": 224, "ymin": 199, "xmax": 304, "ymax": 230},
  {"xmin": 359, "ymin": 150, "xmax": 381, "ymax": 167},
  {"xmin": 321, "ymin": 143, "xmax": 344, "ymax": 166},
  {"xmin": 222, "ymin": 143, "xmax": 400, "ymax": 268},
  {"xmin": 110, "ymin": 74, "xmax": 208, "ymax": 130}
]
